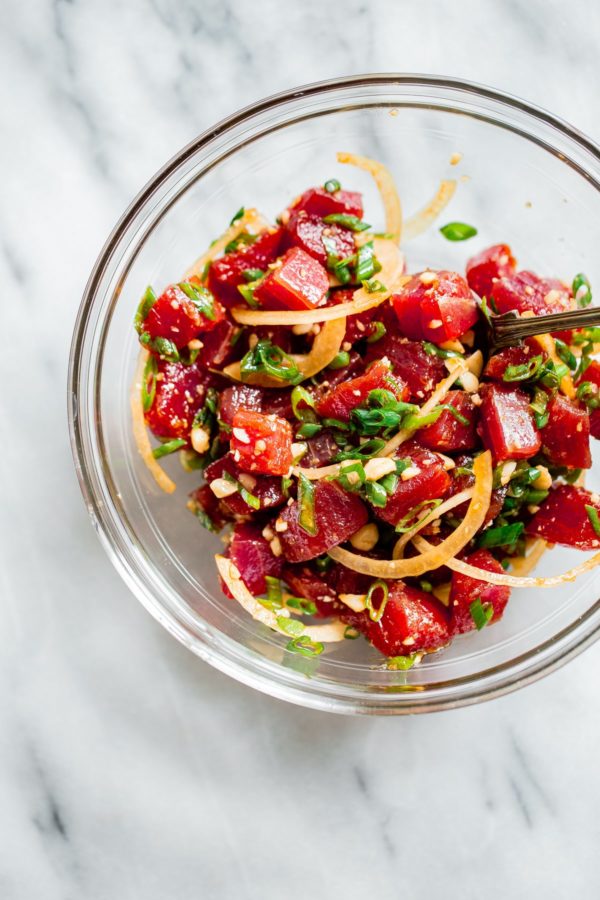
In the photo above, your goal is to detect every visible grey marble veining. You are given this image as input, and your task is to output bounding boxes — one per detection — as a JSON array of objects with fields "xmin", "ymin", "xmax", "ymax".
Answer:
[{"xmin": 1, "ymin": 0, "xmax": 599, "ymax": 897}]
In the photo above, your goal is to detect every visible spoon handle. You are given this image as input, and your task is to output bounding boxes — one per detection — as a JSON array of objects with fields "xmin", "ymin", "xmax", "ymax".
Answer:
[{"xmin": 490, "ymin": 306, "xmax": 600, "ymax": 349}]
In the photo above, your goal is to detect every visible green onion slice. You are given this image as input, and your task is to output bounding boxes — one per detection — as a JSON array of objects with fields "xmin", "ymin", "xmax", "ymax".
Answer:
[
  {"xmin": 365, "ymin": 580, "xmax": 389, "ymax": 623},
  {"xmin": 298, "ymin": 474, "xmax": 317, "ymax": 535},
  {"xmin": 322, "ymin": 213, "xmax": 370, "ymax": 232},
  {"xmin": 469, "ymin": 597, "xmax": 494, "ymax": 630},
  {"xmin": 439, "ymin": 221, "xmax": 478, "ymax": 241}
]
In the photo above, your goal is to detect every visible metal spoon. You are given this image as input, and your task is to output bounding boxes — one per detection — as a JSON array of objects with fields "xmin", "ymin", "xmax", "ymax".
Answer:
[{"xmin": 487, "ymin": 306, "xmax": 600, "ymax": 350}]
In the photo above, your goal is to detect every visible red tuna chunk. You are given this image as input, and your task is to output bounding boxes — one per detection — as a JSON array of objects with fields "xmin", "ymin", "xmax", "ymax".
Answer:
[
  {"xmin": 293, "ymin": 186, "xmax": 363, "ymax": 218},
  {"xmin": 365, "ymin": 330, "xmax": 446, "ymax": 401},
  {"xmin": 541, "ymin": 394, "xmax": 591, "ymax": 469},
  {"xmin": 449, "ymin": 549, "xmax": 511, "ymax": 636},
  {"xmin": 392, "ymin": 270, "xmax": 478, "ymax": 342},
  {"xmin": 198, "ymin": 318, "xmax": 236, "ymax": 369},
  {"xmin": 204, "ymin": 456, "xmax": 285, "ymax": 516},
  {"xmin": 231, "ymin": 410, "xmax": 293, "ymax": 476},
  {"xmin": 466, "ymin": 243, "xmax": 517, "ymax": 299},
  {"xmin": 329, "ymin": 288, "xmax": 380, "ymax": 344},
  {"xmin": 278, "ymin": 481, "xmax": 369, "ymax": 563},
  {"xmin": 491, "ymin": 271, "xmax": 572, "ymax": 317},
  {"xmin": 342, "ymin": 582, "xmax": 449, "ymax": 657},
  {"xmin": 419, "ymin": 390, "xmax": 478, "ymax": 452},
  {"xmin": 576, "ymin": 360, "xmax": 600, "ymax": 440},
  {"xmin": 188, "ymin": 484, "xmax": 232, "ymax": 532},
  {"xmin": 281, "ymin": 563, "xmax": 340, "ymax": 617},
  {"xmin": 478, "ymin": 383, "xmax": 541, "ymax": 461},
  {"xmin": 145, "ymin": 359, "xmax": 212, "ymax": 441},
  {"xmin": 143, "ymin": 283, "xmax": 225, "ymax": 349},
  {"xmin": 372, "ymin": 442, "xmax": 452, "ymax": 526},
  {"xmin": 225, "ymin": 523, "xmax": 283, "ymax": 595},
  {"xmin": 219, "ymin": 384, "xmax": 293, "ymax": 428},
  {"xmin": 254, "ymin": 247, "xmax": 329, "ymax": 310},
  {"xmin": 315, "ymin": 359, "xmax": 408, "ymax": 422},
  {"xmin": 284, "ymin": 210, "xmax": 356, "ymax": 267},
  {"xmin": 298, "ymin": 429, "xmax": 340, "ymax": 468},
  {"xmin": 483, "ymin": 341, "xmax": 545, "ymax": 381},
  {"xmin": 526, "ymin": 485, "xmax": 600, "ymax": 550},
  {"xmin": 207, "ymin": 228, "xmax": 283, "ymax": 307}
]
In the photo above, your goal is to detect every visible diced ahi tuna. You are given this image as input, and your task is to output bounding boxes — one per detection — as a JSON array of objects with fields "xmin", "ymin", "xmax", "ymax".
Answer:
[
  {"xmin": 292, "ymin": 186, "xmax": 363, "ymax": 218},
  {"xmin": 315, "ymin": 359, "xmax": 408, "ymax": 422},
  {"xmin": 197, "ymin": 318, "xmax": 237, "ymax": 369},
  {"xmin": 219, "ymin": 384, "xmax": 293, "ymax": 427},
  {"xmin": 143, "ymin": 283, "xmax": 226, "ymax": 349},
  {"xmin": 341, "ymin": 582, "xmax": 449, "ymax": 656},
  {"xmin": 576, "ymin": 359, "xmax": 600, "ymax": 440},
  {"xmin": 541, "ymin": 394, "xmax": 591, "ymax": 469},
  {"xmin": 278, "ymin": 481, "xmax": 369, "ymax": 563},
  {"xmin": 204, "ymin": 456, "xmax": 286, "ymax": 516},
  {"xmin": 478, "ymin": 383, "xmax": 541, "ymax": 461},
  {"xmin": 491, "ymin": 271, "xmax": 572, "ymax": 317},
  {"xmin": 144, "ymin": 359, "xmax": 213, "ymax": 441},
  {"xmin": 372, "ymin": 442, "xmax": 452, "ymax": 526},
  {"xmin": 231, "ymin": 410, "xmax": 293, "ymax": 476},
  {"xmin": 466, "ymin": 243, "xmax": 517, "ymax": 299},
  {"xmin": 284, "ymin": 210, "xmax": 356, "ymax": 266},
  {"xmin": 281, "ymin": 563, "xmax": 340, "ymax": 617},
  {"xmin": 483, "ymin": 341, "xmax": 545, "ymax": 382},
  {"xmin": 526, "ymin": 485, "xmax": 600, "ymax": 550},
  {"xmin": 254, "ymin": 247, "xmax": 329, "ymax": 310},
  {"xmin": 419, "ymin": 390, "xmax": 478, "ymax": 452},
  {"xmin": 365, "ymin": 329, "xmax": 447, "ymax": 401},
  {"xmin": 449, "ymin": 549, "xmax": 511, "ymax": 635},
  {"xmin": 226, "ymin": 523, "xmax": 283, "ymax": 595},
  {"xmin": 188, "ymin": 483, "xmax": 232, "ymax": 532},
  {"xmin": 392, "ymin": 270, "xmax": 479, "ymax": 342},
  {"xmin": 207, "ymin": 228, "xmax": 284, "ymax": 307},
  {"xmin": 298, "ymin": 429, "xmax": 340, "ymax": 468},
  {"xmin": 328, "ymin": 288, "xmax": 380, "ymax": 344}
]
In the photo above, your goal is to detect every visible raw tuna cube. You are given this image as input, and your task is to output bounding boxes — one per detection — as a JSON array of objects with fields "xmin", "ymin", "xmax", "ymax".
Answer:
[
  {"xmin": 144, "ymin": 359, "xmax": 213, "ymax": 441},
  {"xmin": 293, "ymin": 186, "xmax": 363, "ymax": 218},
  {"xmin": 541, "ymin": 394, "xmax": 591, "ymax": 469},
  {"xmin": 204, "ymin": 455, "xmax": 286, "ymax": 516},
  {"xmin": 341, "ymin": 582, "xmax": 449, "ymax": 657},
  {"xmin": 576, "ymin": 360, "xmax": 600, "ymax": 440},
  {"xmin": 298, "ymin": 429, "xmax": 340, "ymax": 468},
  {"xmin": 372, "ymin": 442, "xmax": 452, "ymax": 526},
  {"xmin": 284, "ymin": 210, "xmax": 356, "ymax": 267},
  {"xmin": 231, "ymin": 410, "xmax": 293, "ymax": 476},
  {"xmin": 482, "ymin": 341, "xmax": 544, "ymax": 381},
  {"xmin": 526, "ymin": 485, "xmax": 600, "ymax": 550},
  {"xmin": 198, "ymin": 318, "xmax": 237, "ymax": 369},
  {"xmin": 207, "ymin": 228, "xmax": 283, "ymax": 307},
  {"xmin": 392, "ymin": 270, "xmax": 479, "ymax": 342},
  {"xmin": 478, "ymin": 383, "xmax": 541, "ymax": 461},
  {"xmin": 254, "ymin": 247, "xmax": 329, "ymax": 310},
  {"xmin": 365, "ymin": 329, "xmax": 446, "ymax": 401},
  {"xmin": 466, "ymin": 243, "xmax": 517, "ymax": 299},
  {"xmin": 449, "ymin": 549, "xmax": 511, "ymax": 635},
  {"xmin": 419, "ymin": 390, "xmax": 478, "ymax": 452},
  {"xmin": 188, "ymin": 484, "xmax": 232, "ymax": 532},
  {"xmin": 328, "ymin": 288, "xmax": 379, "ymax": 344},
  {"xmin": 491, "ymin": 271, "xmax": 572, "ymax": 317},
  {"xmin": 225, "ymin": 523, "xmax": 283, "ymax": 595},
  {"xmin": 281, "ymin": 563, "xmax": 340, "ymax": 617},
  {"xmin": 219, "ymin": 384, "xmax": 293, "ymax": 428},
  {"xmin": 143, "ymin": 283, "xmax": 225, "ymax": 349},
  {"xmin": 315, "ymin": 359, "xmax": 408, "ymax": 422},
  {"xmin": 278, "ymin": 481, "xmax": 369, "ymax": 563},
  {"xmin": 318, "ymin": 352, "xmax": 364, "ymax": 388},
  {"xmin": 450, "ymin": 463, "xmax": 507, "ymax": 528}
]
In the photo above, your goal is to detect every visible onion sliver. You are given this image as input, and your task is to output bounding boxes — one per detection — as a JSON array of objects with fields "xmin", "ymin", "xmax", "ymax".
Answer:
[
  {"xmin": 403, "ymin": 180, "xmax": 457, "ymax": 241},
  {"xmin": 184, "ymin": 208, "xmax": 270, "ymax": 280},
  {"xmin": 337, "ymin": 152, "xmax": 403, "ymax": 243},
  {"xmin": 328, "ymin": 451, "xmax": 492, "ymax": 579},
  {"xmin": 413, "ymin": 536, "xmax": 600, "ymax": 588},
  {"xmin": 130, "ymin": 350, "xmax": 176, "ymax": 494},
  {"xmin": 230, "ymin": 239, "xmax": 406, "ymax": 327},
  {"xmin": 215, "ymin": 555, "xmax": 347, "ymax": 642},
  {"xmin": 222, "ymin": 316, "xmax": 346, "ymax": 387},
  {"xmin": 392, "ymin": 488, "xmax": 474, "ymax": 559}
]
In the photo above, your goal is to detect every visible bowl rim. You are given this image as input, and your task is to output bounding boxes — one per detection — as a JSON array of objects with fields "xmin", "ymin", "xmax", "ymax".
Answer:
[{"xmin": 68, "ymin": 73, "xmax": 600, "ymax": 715}]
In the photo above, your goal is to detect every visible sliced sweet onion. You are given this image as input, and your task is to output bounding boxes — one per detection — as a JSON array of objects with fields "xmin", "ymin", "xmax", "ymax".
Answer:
[
  {"xmin": 221, "ymin": 316, "xmax": 346, "ymax": 387},
  {"xmin": 412, "ymin": 536, "xmax": 600, "ymax": 588},
  {"xmin": 130, "ymin": 350, "xmax": 176, "ymax": 494},
  {"xmin": 508, "ymin": 538, "xmax": 548, "ymax": 577},
  {"xmin": 532, "ymin": 333, "xmax": 576, "ymax": 399},
  {"xmin": 392, "ymin": 488, "xmax": 474, "ymax": 559},
  {"xmin": 328, "ymin": 451, "xmax": 492, "ymax": 579},
  {"xmin": 215, "ymin": 555, "xmax": 347, "ymax": 641},
  {"xmin": 337, "ymin": 151, "xmax": 402, "ymax": 243},
  {"xmin": 379, "ymin": 356, "xmax": 470, "ymax": 458},
  {"xmin": 230, "ymin": 239, "xmax": 407, "ymax": 326},
  {"xmin": 403, "ymin": 180, "xmax": 457, "ymax": 241},
  {"xmin": 184, "ymin": 208, "xmax": 270, "ymax": 280}
]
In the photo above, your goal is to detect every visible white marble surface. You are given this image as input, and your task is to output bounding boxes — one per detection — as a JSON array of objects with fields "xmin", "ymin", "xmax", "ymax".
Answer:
[{"xmin": 1, "ymin": 0, "xmax": 600, "ymax": 896}]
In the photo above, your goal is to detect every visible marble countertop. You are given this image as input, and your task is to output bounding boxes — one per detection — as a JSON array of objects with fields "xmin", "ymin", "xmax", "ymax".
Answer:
[{"xmin": 2, "ymin": 0, "xmax": 599, "ymax": 896}]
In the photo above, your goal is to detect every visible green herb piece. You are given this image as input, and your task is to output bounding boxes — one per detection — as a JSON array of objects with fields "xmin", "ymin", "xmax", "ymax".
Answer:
[
  {"xmin": 423, "ymin": 341, "xmax": 462, "ymax": 360},
  {"xmin": 554, "ymin": 339, "xmax": 577, "ymax": 371},
  {"xmin": 530, "ymin": 387, "xmax": 550, "ymax": 429},
  {"xmin": 178, "ymin": 280, "xmax": 217, "ymax": 320},
  {"xmin": 524, "ymin": 489, "xmax": 549, "ymax": 505},
  {"xmin": 264, "ymin": 576, "xmax": 284, "ymax": 610},
  {"xmin": 322, "ymin": 417, "xmax": 350, "ymax": 431},
  {"xmin": 337, "ymin": 461, "xmax": 366, "ymax": 493},
  {"xmin": 469, "ymin": 597, "xmax": 494, "ymax": 630},
  {"xmin": 573, "ymin": 272, "xmax": 592, "ymax": 308},
  {"xmin": 334, "ymin": 439, "xmax": 387, "ymax": 461},
  {"xmin": 322, "ymin": 213, "xmax": 370, "ymax": 232},
  {"xmin": 503, "ymin": 355, "xmax": 544, "ymax": 383},
  {"xmin": 478, "ymin": 521, "xmax": 524, "ymax": 549},
  {"xmin": 365, "ymin": 580, "xmax": 389, "ymax": 623},
  {"xmin": 366, "ymin": 321, "xmax": 386, "ymax": 343},
  {"xmin": 379, "ymin": 473, "xmax": 398, "ymax": 495},
  {"xmin": 152, "ymin": 438, "xmax": 187, "ymax": 459},
  {"xmin": 192, "ymin": 387, "xmax": 218, "ymax": 431},
  {"xmin": 200, "ymin": 261, "xmax": 211, "ymax": 282},
  {"xmin": 585, "ymin": 505, "xmax": 600, "ymax": 538},
  {"xmin": 141, "ymin": 354, "xmax": 158, "ymax": 412},
  {"xmin": 355, "ymin": 240, "xmax": 379, "ymax": 282},
  {"xmin": 286, "ymin": 635, "xmax": 324, "ymax": 657},
  {"xmin": 276, "ymin": 616, "xmax": 304, "ymax": 637},
  {"xmin": 439, "ymin": 221, "xmax": 478, "ymax": 241},
  {"xmin": 134, "ymin": 286, "xmax": 157, "ymax": 333},
  {"xmin": 229, "ymin": 206, "xmax": 245, "ymax": 226},
  {"xmin": 242, "ymin": 268, "xmax": 265, "ymax": 282},
  {"xmin": 297, "ymin": 422, "xmax": 322, "ymax": 438},
  {"xmin": 576, "ymin": 381, "xmax": 600, "ymax": 410},
  {"xmin": 188, "ymin": 499, "xmax": 220, "ymax": 533},
  {"xmin": 236, "ymin": 282, "xmax": 260, "ymax": 308},
  {"xmin": 539, "ymin": 360, "xmax": 569, "ymax": 389},
  {"xmin": 328, "ymin": 351, "xmax": 351, "ymax": 370},
  {"xmin": 362, "ymin": 279, "xmax": 387, "ymax": 293},
  {"xmin": 298, "ymin": 474, "xmax": 317, "ymax": 536},
  {"xmin": 388, "ymin": 653, "xmax": 418, "ymax": 670},
  {"xmin": 240, "ymin": 339, "xmax": 302, "ymax": 384},
  {"xmin": 281, "ymin": 475, "xmax": 293, "ymax": 499},
  {"xmin": 223, "ymin": 471, "xmax": 261, "ymax": 510},
  {"xmin": 419, "ymin": 580, "xmax": 433, "ymax": 593},
  {"xmin": 224, "ymin": 232, "xmax": 257, "ymax": 254},
  {"xmin": 365, "ymin": 480, "xmax": 388, "ymax": 508},
  {"xmin": 323, "ymin": 178, "xmax": 341, "ymax": 193},
  {"xmin": 285, "ymin": 596, "xmax": 318, "ymax": 616},
  {"xmin": 443, "ymin": 404, "xmax": 470, "ymax": 427},
  {"xmin": 291, "ymin": 385, "xmax": 316, "ymax": 421},
  {"xmin": 343, "ymin": 625, "xmax": 361, "ymax": 640},
  {"xmin": 315, "ymin": 554, "xmax": 333, "ymax": 573},
  {"xmin": 139, "ymin": 333, "xmax": 180, "ymax": 363},
  {"xmin": 395, "ymin": 499, "xmax": 442, "ymax": 533}
]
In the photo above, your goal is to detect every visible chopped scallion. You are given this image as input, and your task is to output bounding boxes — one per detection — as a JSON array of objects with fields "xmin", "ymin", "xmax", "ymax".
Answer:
[
  {"xmin": 469, "ymin": 597, "xmax": 494, "ymax": 630},
  {"xmin": 439, "ymin": 221, "xmax": 478, "ymax": 241},
  {"xmin": 322, "ymin": 213, "xmax": 370, "ymax": 232}
]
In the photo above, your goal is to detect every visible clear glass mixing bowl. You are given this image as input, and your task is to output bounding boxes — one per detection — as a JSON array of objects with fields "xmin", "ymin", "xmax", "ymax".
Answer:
[{"xmin": 68, "ymin": 75, "xmax": 600, "ymax": 714}]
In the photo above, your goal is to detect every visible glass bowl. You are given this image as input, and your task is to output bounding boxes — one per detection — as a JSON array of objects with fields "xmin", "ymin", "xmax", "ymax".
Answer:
[{"xmin": 68, "ymin": 74, "xmax": 600, "ymax": 715}]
